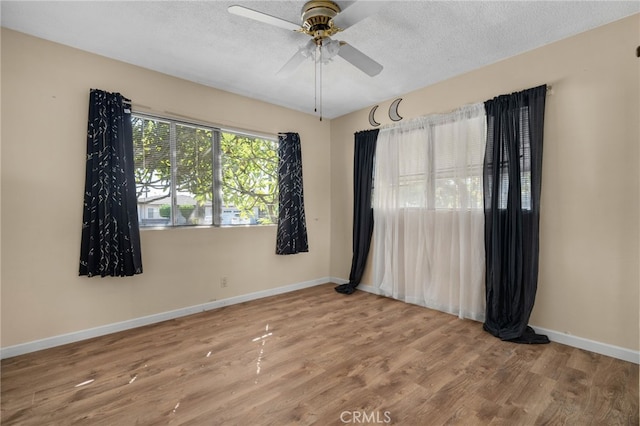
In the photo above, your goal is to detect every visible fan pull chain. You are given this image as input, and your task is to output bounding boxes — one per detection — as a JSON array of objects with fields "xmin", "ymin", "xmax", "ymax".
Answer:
[
  {"xmin": 314, "ymin": 44, "xmax": 318, "ymax": 115},
  {"xmin": 319, "ymin": 42, "xmax": 323, "ymax": 121},
  {"xmin": 313, "ymin": 43, "xmax": 323, "ymax": 121}
]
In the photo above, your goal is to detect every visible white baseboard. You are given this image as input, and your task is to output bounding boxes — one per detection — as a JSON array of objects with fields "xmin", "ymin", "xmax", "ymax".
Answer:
[
  {"xmin": 0, "ymin": 277, "xmax": 329, "ymax": 360},
  {"xmin": 330, "ymin": 277, "xmax": 350, "ymax": 286},
  {"xmin": 5, "ymin": 277, "xmax": 638, "ymax": 365},
  {"xmin": 528, "ymin": 326, "xmax": 639, "ymax": 364},
  {"xmin": 339, "ymin": 279, "xmax": 640, "ymax": 365}
]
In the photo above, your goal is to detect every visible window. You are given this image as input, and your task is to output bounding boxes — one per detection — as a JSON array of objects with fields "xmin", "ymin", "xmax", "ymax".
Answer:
[
  {"xmin": 132, "ymin": 113, "xmax": 278, "ymax": 227},
  {"xmin": 486, "ymin": 107, "xmax": 532, "ymax": 211},
  {"xmin": 373, "ymin": 103, "xmax": 488, "ymax": 321},
  {"xmin": 392, "ymin": 112, "xmax": 486, "ymax": 210}
]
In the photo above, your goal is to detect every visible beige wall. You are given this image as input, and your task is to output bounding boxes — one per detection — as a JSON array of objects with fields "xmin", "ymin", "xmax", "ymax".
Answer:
[
  {"xmin": 331, "ymin": 15, "xmax": 640, "ymax": 351},
  {"xmin": 2, "ymin": 14, "xmax": 639, "ymax": 353},
  {"xmin": 1, "ymin": 29, "xmax": 331, "ymax": 347}
]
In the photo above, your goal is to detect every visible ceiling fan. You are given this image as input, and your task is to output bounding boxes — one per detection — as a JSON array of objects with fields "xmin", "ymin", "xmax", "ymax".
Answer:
[{"xmin": 228, "ymin": 1, "xmax": 383, "ymax": 77}]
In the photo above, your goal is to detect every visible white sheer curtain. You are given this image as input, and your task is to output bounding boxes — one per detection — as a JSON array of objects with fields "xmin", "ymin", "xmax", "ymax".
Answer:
[{"xmin": 373, "ymin": 103, "xmax": 486, "ymax": 321}]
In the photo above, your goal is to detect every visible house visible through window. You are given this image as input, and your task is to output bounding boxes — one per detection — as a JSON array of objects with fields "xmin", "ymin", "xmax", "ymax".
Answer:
[{"xmin": 132, "ymin": 113, "xmax": 278, "ymax": 227}]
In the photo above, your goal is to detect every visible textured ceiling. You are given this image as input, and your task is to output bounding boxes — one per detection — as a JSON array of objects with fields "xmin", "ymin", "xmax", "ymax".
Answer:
[{"xmin": 2, "ymin": 1, "xmax": 638, "ymax": 119}]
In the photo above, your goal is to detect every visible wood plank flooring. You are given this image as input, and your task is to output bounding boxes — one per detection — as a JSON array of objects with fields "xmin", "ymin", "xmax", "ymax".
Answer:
[{"xmin": 2, "ymin": 283, "xmax": 638, "ymax": 425}]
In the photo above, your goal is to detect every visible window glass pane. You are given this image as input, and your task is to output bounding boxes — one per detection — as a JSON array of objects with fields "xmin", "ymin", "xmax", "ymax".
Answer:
[
  {"xmin": 399, "ymin": 176, "xmax": 426, "ymax": 208},
  {"xmin": 487, "ymin": 107, "xmax": 532, "ymax": 211},
  {"xmin": 432, "ymin": 115, "xmax": 485, "ymax": 210},
  {"xmin": 175, "ymin": 124, "xmax": 213, "ymax": 225},
  {"xmin": 219, "ymin": 132, "xmax": 278, "ymax": 225},
  {"xmin": 132, "ymin": 114, "xmax": 277, "ymax": 228},
  {"xmin": 133, "ymin": 116, "xmax": 172, "ymax": 227},
  {"xmin": 392, "ymin": 115, "xmax": 485, "ymax": 211}
]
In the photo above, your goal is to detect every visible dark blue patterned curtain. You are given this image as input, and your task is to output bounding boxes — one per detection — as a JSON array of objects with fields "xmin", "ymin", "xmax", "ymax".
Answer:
[
  {"xmin": 483, "ymin": 85, "xmax": 548, "ymax": 343},
  {"xmin": 276, "ymin": 132, "xmax": 309, "ymax": 255},
  {"xmin": 79, "ymin": 89, "xmax": 143, "ymax": 277}
]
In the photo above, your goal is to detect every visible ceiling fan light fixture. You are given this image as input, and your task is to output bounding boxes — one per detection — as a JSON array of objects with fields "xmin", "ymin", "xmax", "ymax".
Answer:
[
  {"xmin": 300, "ymin": 38, "xmax": 339, "ymax": 63},
  {"xmin": 320, "ymin": 38, "xmax": 341, "ymax": 62},
  {"xmin": 300, "ymin": 46, "xmax": 314, "ymax": 59}
]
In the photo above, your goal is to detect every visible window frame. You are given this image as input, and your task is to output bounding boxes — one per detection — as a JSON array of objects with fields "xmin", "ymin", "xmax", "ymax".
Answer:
[
  {"xmin": 392, "ymin": 119, "xmax": 486, "ymax": 211},
  {"xmin": 131, "ymin": 111, "xmax": 278, "ymax": 228}
]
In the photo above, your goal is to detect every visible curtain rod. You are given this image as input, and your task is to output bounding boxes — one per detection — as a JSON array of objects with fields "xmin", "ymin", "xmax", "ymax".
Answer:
[{"xmin": 357, "ymin": 83, "xmax": 554, "ymax": 132}]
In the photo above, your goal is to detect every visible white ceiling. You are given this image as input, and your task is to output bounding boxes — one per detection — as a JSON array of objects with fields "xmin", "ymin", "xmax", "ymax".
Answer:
[{"xmin": 2, "ymin": 1, "xmax": 638, "ymax": 119}]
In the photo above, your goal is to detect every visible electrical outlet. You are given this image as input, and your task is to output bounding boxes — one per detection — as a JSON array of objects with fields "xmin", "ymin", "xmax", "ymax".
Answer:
[{"xmin": 221, "ymin": 277, "xmax": 228, "ymax": 288}]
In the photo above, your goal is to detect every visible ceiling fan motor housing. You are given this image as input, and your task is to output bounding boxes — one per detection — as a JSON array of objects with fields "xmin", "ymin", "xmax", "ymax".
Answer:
[{"xmin": 301, "ymin": 0, "xmax": 341, "ymax": 43}]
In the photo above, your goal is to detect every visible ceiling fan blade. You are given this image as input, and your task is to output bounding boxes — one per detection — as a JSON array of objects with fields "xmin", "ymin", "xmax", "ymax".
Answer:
[
  {"xmin": 332, "ymin": 1, "xmax": 384, "ymax": 30},
  {"xmin": 337, "ymin": 42, "xmax": 383, "ymax": 77},
  {"xmin": 278, "ymin": 40, "xmax": 315, "ymax": 76},
  {"xmin": 228, "ymin": 5, "xmax": 300, "ymax": 32}
]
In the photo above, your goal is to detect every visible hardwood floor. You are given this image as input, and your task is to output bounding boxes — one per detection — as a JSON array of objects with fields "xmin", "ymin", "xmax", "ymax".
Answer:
[{"xmin": 2, "ymin": 283, "xmax": 638, "ymax": 425}]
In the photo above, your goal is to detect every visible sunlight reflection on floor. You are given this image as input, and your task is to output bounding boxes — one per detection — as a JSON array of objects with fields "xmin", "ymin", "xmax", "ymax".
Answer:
[{"xmin": 253, "ymin": 324, "xmax": 272, "ymax": 384}]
